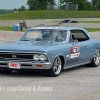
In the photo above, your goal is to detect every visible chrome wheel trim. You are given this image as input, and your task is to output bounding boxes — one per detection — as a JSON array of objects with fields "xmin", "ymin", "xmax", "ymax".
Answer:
[
  {"xmin": 94, "ymin": 51, "xmax": 100, "ymax": 65},
  {"xmin": 53, "ymin": 57, "xmax": 61, "ymax": 75}
]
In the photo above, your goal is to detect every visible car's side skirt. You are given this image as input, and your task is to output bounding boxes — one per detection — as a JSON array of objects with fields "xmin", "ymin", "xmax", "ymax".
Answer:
[{"xmin": 63, "ymin": 61, "xmax": 91, "ymax": 70}]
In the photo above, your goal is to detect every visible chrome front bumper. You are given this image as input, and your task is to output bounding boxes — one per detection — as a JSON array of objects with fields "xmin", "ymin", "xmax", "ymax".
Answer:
[{"xmin": 0, "ymin": 61, "xmax": 51, "ymax": 70}]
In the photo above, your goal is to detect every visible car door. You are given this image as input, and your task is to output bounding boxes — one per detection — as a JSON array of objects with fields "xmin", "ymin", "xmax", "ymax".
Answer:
[
  {"xmin": 66, "ymin": 29, "xmax": 90, "ymax": 67},
  {"xmin": 84, "ymin": 39, "xmax": 98, "ymax": 61}
]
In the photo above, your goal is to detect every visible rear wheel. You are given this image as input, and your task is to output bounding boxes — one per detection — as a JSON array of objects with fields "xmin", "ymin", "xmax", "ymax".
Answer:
[
  {"xmin": 87, "ymin": 51, "xmax": 100, "ymax": 67},
  {"xmin": 46, "ymin": 56, "xmax": 62, "ymax": 77}
]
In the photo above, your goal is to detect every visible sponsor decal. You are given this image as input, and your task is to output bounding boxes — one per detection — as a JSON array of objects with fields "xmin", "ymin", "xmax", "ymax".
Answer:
[
  {"xmin": 66, "ymin": 46, "xmax": 80, "ymax": 63},
  {"xmin": 66, "ymin": 55, "xmax": 70, "ymax": 58},
  {"xmin": 70, "ymin": 46, "xmax": 80, "ymax": 58}
]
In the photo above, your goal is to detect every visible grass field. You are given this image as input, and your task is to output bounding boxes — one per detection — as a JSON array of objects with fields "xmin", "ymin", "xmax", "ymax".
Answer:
[
  {"xmin": 0, "ymin": 27, "xmax": 13, "ymax": 31},
  {"xmin": 0, "ymin": 10, "xmax": 100, "ymax": 20},
  {"xmin": 0, "ymin": 27, "xmax": 100, "ymax": 32},
  {"xmin": 79, "ymin": 21, "xmax": 100, "ymax": 23},
  {"xmin": 85, "ymin": 28, "xmax": 100, "ymax": 32}
]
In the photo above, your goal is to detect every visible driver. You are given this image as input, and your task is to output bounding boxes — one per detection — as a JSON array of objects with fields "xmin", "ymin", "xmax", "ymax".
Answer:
[{"xmin": 61, "ymin": 31, "xmax": 67, "ymax": 41}]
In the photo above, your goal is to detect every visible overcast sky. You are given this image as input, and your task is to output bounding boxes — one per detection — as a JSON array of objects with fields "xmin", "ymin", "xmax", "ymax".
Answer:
[
  {"xmin": 0, "ymin": 0, "xmax": 28, "ymax": 9},
  {"xmin": 0, "ymin": 0, "xmax": 91, "ymax": 9}
]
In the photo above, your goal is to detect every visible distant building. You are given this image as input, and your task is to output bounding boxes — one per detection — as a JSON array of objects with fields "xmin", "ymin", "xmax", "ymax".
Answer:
[
  {"xmin": 47, "ymin": 5, "xmax": 55, "ymax": 10},
  {"xmin": 65, "ymin": 4, "xmax": 78, "ymax": 10}
]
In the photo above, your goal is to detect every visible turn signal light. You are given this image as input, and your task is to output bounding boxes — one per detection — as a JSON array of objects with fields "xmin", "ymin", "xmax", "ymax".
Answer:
[{"xmin": 36, "ymin": 64, "xmax": 42, "ymax": 68}]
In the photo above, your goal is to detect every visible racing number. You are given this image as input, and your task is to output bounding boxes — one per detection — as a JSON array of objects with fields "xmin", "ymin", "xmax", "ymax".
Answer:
[
  {"xmin": 71, "ymin": 46, "xmax": 80, "ymax": 54},
  {"xmin": 70, "ymin": 46, "xmax": 80, "ymax": 58}
]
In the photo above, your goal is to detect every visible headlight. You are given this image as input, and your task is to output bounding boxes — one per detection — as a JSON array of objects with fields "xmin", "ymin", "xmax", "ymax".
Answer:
[
  {"xmin": 40, "ymin": 55, "xmax": 47, "ymax": 61},
  {"xmin": 33, "ymin": 54, "xmax": 40, "ymax": 61},
  {"xmin": 33, "ymin": 54, "xmax": 47, "ymax": 61}
]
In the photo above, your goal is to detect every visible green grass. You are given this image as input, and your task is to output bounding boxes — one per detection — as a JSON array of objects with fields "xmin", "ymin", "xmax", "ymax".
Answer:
[
  {"xmin": 85, "ymin": 28, "xmax": 100, "ymax": 32},
  {"xmin": 0, "ymin": 10, "xmax": 100, "ymax": 20},
  {"xmin": 0, "ymin": 27, "xmax": 13, "ymax": 31},
  {"xmin": 79, "ymin": 21, "xmax": 100, "ymax": 23},
  {"xmin": 0, "ymin": 27, "xmax": 100, "ymax": 32}
]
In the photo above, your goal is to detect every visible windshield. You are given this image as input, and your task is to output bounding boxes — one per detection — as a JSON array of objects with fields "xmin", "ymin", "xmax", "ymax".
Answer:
[{"xmin": 19, "ymin": 29, "xmax": 67, "ymax": 42}]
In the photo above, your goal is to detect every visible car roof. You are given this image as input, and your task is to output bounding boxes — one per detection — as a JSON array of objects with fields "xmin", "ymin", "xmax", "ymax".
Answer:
[{"xmin": 28, "ymin": 26, "xmax": 84, "ymax": 31}]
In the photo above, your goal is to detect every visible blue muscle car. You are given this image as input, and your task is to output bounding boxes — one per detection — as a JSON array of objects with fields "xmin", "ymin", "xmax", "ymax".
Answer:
[{"xmin": 0, "ymin": 26, "xmax": 100, "ymax": 77}]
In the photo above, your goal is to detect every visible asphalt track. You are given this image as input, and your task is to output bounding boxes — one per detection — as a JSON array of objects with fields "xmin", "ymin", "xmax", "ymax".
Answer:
[
  {"xmin": 0, "ymin": 31, "xmax": 100, "ymax": 100},
  {"xmin": 1, "ymin": 18, "xmax": 100, "ymax": 28}
]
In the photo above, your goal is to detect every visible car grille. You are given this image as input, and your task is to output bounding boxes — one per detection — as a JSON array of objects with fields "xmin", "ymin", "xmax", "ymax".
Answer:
[{"xmin": 0, "ymin": 52, "xmax": 34, "ymax": 61}]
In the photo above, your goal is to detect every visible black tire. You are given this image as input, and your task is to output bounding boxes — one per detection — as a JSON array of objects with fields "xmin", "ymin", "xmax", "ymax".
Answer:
[
  {"xmin": 0, "ymin": 69, "xmax": 12, "ymax": 74},
  {"xmin": 46, "ymin": 56, "xmax": 62, "ymax": 77},
  {"xmin": 87, "ymin": 51, "xmax": 100, "ymax": 67}
]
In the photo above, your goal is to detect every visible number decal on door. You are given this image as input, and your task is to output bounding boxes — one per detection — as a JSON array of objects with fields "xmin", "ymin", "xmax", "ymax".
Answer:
[{"xmin": 70, "ymin": 46, "xmax": 80, "ymax": 58}]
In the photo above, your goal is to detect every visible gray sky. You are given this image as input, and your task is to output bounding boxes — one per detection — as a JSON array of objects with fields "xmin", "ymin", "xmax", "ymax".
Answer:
[
  {"xmin": 0, "ymin": 0, "xmax": 28, "ymax": 9},
  {"xmin": 0, "ymin": 0, "xmax": 91, "ymax": 9}
]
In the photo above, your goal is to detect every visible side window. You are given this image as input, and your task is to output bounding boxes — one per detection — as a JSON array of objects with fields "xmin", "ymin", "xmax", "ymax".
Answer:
[
  {"xmin": 70, "ymin": 30, "xmax": 89, "ymax": 42},
  {"xmin": 69, "ymin": 34, "xmax": 74, "ymax": 43}
]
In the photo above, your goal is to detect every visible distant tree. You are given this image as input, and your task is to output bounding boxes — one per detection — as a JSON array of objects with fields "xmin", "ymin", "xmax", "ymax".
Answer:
[
  {"xmin": 13, "ymin": 8, "xmax": 17, "ymax": 13},
  {"xmin": 14, "ymin": 8, "xmax": 17, "ymax": 12},
  {"xmin": 17, "ymin": 6, "xmax": 26, "ymax": 12},
  {"xmin": 27, "ymin": 0, "xmax": 55, "ymax": 10},
  {"xmin": 0, "ymin": 9, "xmax": 13, "ymax": 14},
  {"xmin": 90, "ymin": 6, "xmax": 98, "ymax": 11},
  {"xmin": 0, "ymin": 10, "xmax": 1, "ymax": 14},
  {"xmin": 97, "ymin": 2, "xmax": 100, "ymax": 10},
  {"xmin": 92, "ymin": 0, "xmax": 100, "ymax": 10},
  {"xmin": 17, "ymin": 8, "xmax": 21, "ymax": 12},
  {"xmin": 20, "ymin": 6, "xmax": 26, "ymax": 11},
  {"xmin": 84, "ymin": 1, "xmax": 92, "ymax": 10},
  {"xmin": 92, "ymin": 0, "xmax": 99, "ymax": 6},
  {"xmin": 78, "ymin": 1, "xmax": 92, "ymax": 10},
  {"xmin": 60, "ymin": 0, "xmax": 92, "ymax": 10}
]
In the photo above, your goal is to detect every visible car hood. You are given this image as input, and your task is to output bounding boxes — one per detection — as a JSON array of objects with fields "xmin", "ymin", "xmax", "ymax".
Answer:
[{"xmin": 0, "ymin": 41, "xmax": 60, "ymax": 52}]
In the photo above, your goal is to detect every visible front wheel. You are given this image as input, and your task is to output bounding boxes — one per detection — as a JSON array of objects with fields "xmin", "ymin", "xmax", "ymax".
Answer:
[
  {"xmin": 46, "ymin": 56, "xmax": 62, "ymax": 77},
  {"xmin": 87, "ymin": 51, "xmax": 100, "ymax": 67}
]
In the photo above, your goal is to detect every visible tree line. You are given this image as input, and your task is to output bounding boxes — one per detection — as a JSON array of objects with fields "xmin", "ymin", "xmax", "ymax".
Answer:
[
  {"xmin": 27, "ymin": 0, "xmax": 100, "ymax": 11},
  {"xmin": 1, "ymin": 0, "xmax": 100, "ymax": 14},
  {"xmin": 0, "ymin": 9, "xmax": 13, "ymax": 14}
]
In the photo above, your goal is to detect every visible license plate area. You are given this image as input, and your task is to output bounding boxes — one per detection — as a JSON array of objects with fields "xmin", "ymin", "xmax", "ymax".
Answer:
[{"xmin": 9, "ymin": 63, "xmax": 20, "ymax": 69}]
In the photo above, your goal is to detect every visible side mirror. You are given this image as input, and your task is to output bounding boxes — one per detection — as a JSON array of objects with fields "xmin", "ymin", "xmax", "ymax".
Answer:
[{"xmin": 74, "ymin": 39, "xmax": 78, "ymax": 44}]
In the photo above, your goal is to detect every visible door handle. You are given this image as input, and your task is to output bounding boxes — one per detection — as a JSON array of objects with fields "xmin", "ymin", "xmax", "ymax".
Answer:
[{"xmin": 85, "ymin": 46, "xmax": 87, "ymax": 47}]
